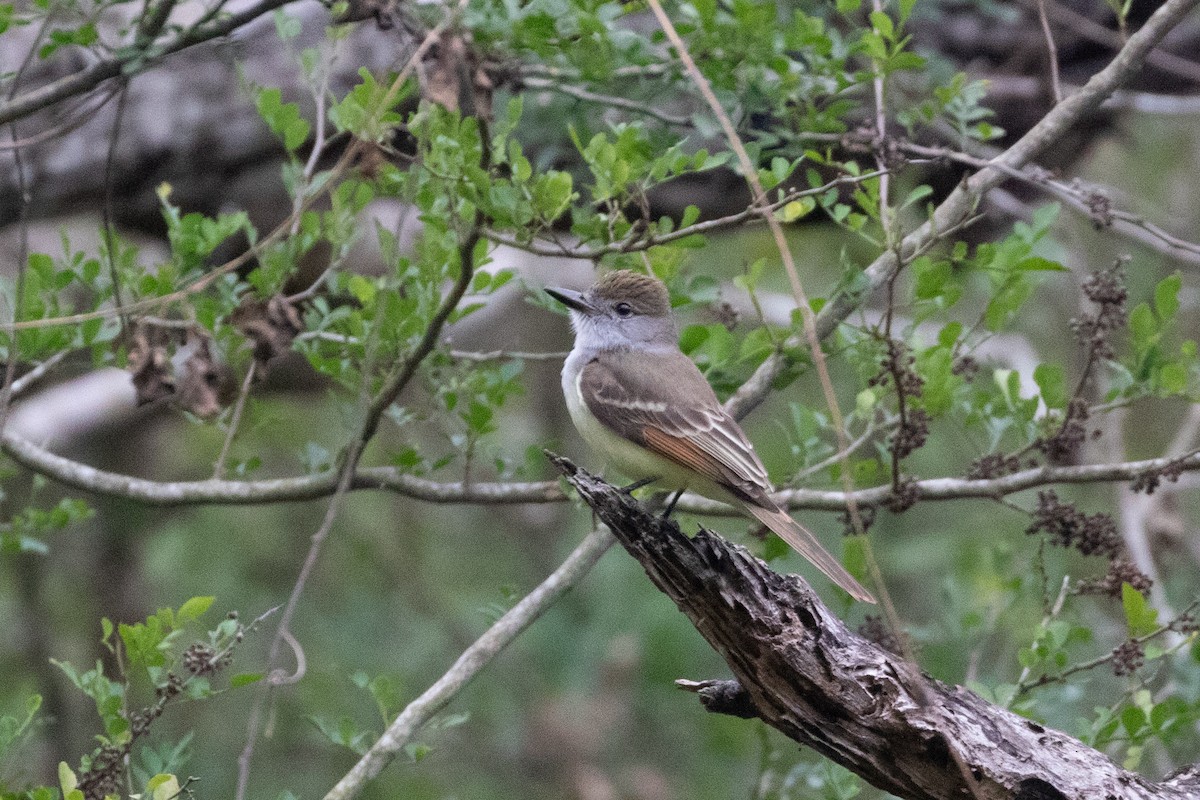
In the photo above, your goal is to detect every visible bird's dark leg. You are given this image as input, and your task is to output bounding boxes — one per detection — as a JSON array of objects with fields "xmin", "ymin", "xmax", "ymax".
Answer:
[
  {"xmin": 661, "ymin": 489, "xmax": 685, "ymax": 519},
  {"xmin": 620, "ymin": 476, "xmax": 659, "ymax": 494}
]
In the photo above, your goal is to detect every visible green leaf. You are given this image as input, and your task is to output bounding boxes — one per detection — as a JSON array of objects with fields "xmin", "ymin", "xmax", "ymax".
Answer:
[
  {"xmin": 230, "ymin": 673, "xmax": 265, "ymax": 688},
  {"xmin": 1121, "ymin": 705, "xmax": 1147, "ymax": 736},
  {"xmin": 1154, "ymin": 272, "xmax": 1181, "ymax": 321},
  {"xmin": 1128, "ymin": 303, "xmax": 1156, "ymax": 350},
  {"xmin": 255, "ymin": 88, "xmax": 310, "ymax": 152},
  {"xmin": 1122, "ymin": 583, "xmax": 1158, "ymax": 637},
  {"xmin": 273, "ymin": 9, "xmax": 302, "ymax": 40},
  {"xmin": 1033, "ymin": 364, "xmax": 1067, "ymax": 410},
  {"xmin": 869, "ymin": 10, "xmax": 894, "ymax": 41},
  {"xmin": 405, "ymin": 742, "xmax": 431, "ymax": 762},
  {"xmin": 900, "ymin": 184, "xmax": 933, "ymax": 209},
  {"xmin": 177, "ymin": 596, "xmax": 214, "ymax": 623},
  {"xmin": 1015, "ymin": 257, "xmax": 1068, "ymax": 272},
  {"xmin": 59, "ymin": 762, "xmax": 78, "ymax": 796},
  {"xmin": 778, "ymin": 197, "xmax": 816, "ymax": 222},
  {"xmin": 1159, "ymin": 362, "xmax": 1188, "ymax": 394},
  {"xmin": 841, "ymin": 536, "xmax": 868, "ymax": 590},
  {"xmin": 147, "ymin": 774, "xmax": 182, "ymax": 800}
]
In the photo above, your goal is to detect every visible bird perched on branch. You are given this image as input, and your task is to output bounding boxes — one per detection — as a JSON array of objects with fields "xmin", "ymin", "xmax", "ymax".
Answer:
[{"xmin": 546, "ymin": 270, "xmax": 875, "ymax": 603}]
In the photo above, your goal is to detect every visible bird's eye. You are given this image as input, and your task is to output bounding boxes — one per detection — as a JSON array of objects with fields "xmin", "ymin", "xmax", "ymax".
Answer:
[{"xmin": 614, "ymin": 302, "xmax": 633, "ymax": 318}]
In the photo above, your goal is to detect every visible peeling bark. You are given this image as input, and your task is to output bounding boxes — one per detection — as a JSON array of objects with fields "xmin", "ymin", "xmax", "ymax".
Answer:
[{"xmin": 550, "ymin": 455, "xmax": 1200, "ymax": 800}]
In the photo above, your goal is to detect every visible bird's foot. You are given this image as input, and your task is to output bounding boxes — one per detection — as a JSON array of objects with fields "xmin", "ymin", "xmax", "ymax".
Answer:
[
  {"xmin": 661, "ymin": 488, "xmax": 684, "ymax": 519},
  {"xmin": 620, "ymin": 476, "xmax": 659, "ymax": 494}
]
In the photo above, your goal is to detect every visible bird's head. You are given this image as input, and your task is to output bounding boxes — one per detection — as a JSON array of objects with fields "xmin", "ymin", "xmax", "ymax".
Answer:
[{"xmin": 545, "ymin": 271, "xmax": 676, "ymax": 351}]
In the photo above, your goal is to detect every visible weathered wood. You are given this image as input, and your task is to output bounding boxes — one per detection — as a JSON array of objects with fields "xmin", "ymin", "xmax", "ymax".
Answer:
[{"xmin": 549, "ymin": 454, "xmax": 1199, "ymax": 800}]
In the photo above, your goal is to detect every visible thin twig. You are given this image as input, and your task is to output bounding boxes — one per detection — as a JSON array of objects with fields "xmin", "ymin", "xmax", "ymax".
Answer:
[
  {"xmin": 902, "ymin": 139, "xmax": 1200, "ymax": 263},
  {"xmin": 791, "ymin": 417, "xmax": 878, "ymax": 483},
  {"xmin": 0, "ymin": 86, "xmax": 120, "ymax": 151},
  {"xmin": 9, "ymin": 351, "xmax": 68, "ymax": 398},
  {"xmin": 447, "ymin": 349, "xmax": 568, "ymax": 362},
  {"xmin": 1035, "ymin": 0, "xmax": 1064, "ymax": 103},
  {"xmin": 213, "ymin": 361, "xmax": 257, "ymax": 480},
  {"xmin": 520, "ymin": 76, "xmax": 691, "ymax": 126},
  {"xmin": 102, "ymin": 84, "xmax": 132, "ymax": 322},
  {"xmin": 291, "ymin": 37, "xmax": 335, "ymax": 237},
  {"xmin": 1010, "ymin": 575, "xmax": 1072, "ymax": 702}
]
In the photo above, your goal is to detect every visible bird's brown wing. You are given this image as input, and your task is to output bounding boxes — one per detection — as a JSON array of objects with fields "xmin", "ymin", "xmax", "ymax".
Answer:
[
  {"xmin": 578, "ymin": 350, "xmax": 771, "ymax": 502},
  {"xmin": 580, "ymin": 350, "xmax": 876, "ymax": 604}
]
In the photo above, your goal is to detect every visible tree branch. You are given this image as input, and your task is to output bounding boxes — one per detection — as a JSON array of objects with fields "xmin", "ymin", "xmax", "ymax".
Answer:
[
  {"xmin": 552, "ymin": 455, "xmax": 1200, "ymax": 800},
  {"xmin": 5, "ymin": 418, "xmax": 1198, "ymax": 511}
]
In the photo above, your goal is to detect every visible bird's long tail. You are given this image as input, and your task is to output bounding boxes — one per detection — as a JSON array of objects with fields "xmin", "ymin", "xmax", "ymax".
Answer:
[{"xmin": 742, "ymin": 501, "xmax": 876, "ymax": 603}]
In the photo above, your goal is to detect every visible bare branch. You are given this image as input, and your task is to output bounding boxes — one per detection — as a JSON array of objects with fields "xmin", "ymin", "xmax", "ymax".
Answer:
[
  {"xmin": 553, "ymin": 456, "xmax": 1200, "ymax": 800},
  {"xmin": 899, "ymin": 140, "xmax": 1200, "ymax": 265},
  {"xmin": 7, "ymin": 418, "xmax": 1198, "ymax": 512},
  {"xmin": 1034, "ymin": 0, "xmax": 1064, "ymax": 104},
  {"xmin": 520, "ymin": 75, "xmax": 691, "ymax": 126}
]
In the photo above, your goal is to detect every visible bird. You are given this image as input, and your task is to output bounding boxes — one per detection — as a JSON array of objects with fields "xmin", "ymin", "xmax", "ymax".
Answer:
[{"xmin": 545, "ymin": 270, "xmax": 875, "ymax": 603}]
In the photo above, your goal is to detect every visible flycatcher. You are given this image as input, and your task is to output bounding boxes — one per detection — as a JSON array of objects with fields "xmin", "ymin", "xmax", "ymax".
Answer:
[{"xmin": 547, "ymin": 270, "xmax": 875, "ymax": 603}]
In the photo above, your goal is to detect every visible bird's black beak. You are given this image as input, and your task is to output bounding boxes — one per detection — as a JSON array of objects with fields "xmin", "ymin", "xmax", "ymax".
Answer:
[{"xmin": 545, "ymin": 286, "xmax": 594, "ymax": 314}]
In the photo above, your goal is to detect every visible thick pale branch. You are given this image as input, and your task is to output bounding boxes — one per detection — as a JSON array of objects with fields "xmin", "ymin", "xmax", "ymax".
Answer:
[
  {"xmin": 552, "ymin": 456, "xmax": 1199, "ymax": 800},
  {"xmin": 4, "ymin": 422, "xmax": 1196, "ymax": 510}
]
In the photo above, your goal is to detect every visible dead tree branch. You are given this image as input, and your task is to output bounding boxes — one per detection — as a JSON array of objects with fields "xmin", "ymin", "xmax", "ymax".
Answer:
[{"xmin": 552, "ymin": 454, "xmax": 1200, "ymax": 800}]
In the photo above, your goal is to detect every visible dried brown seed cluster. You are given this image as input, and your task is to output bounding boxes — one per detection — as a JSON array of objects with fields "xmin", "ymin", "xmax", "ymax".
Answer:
[
  {"xmin": 839, "ymin": 505, "xmax": 876, "ymax": 536},
  {"xmin": 967, "ymin": 452, "xmax": 1023, "ymax": 480},
  {"xmin": 183, "ymin": 642, "xmax": 230, "ymax": 676},
  {"xmin": 1077, "ymin": 558, "xmax": 1153, "ymax": 598},
  {"xmin": 951, "ymin": 355, "xmax": 980, "ymax": 381},
  {"xmin": 1070, "ymin": 263, "xmax": 1127, "ymax": 360},
  {"xmin": 883, "ymin": 476, "xmax": 919, "ymax": 514},
  {"xmin": 78, "ymin": 744, "xmax": 124, "ymax": 800},
  {"xmin": 1130, "ymin": 458, "xmax": 1186, "ymax": 494},
  {"xmin": 870, "ymin": 340, "xmax": 930, "ymax": 462},
  {"xmin": 124, "ymin": 323, "xmax": 231, "ymax": 418},
  {"xmin": 1111, "ymin": 639, "xmax": 1144, "ymax": 676},
  {"xmin": 1026, "ymin": 490, "xmax": 1121, "ymax": 558},
  {"xmin": 1034, "ymin": 398, "xmax": 1090, "ymax": 465}
]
